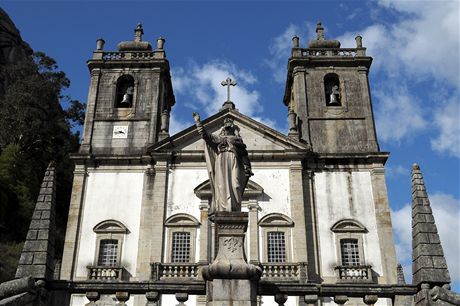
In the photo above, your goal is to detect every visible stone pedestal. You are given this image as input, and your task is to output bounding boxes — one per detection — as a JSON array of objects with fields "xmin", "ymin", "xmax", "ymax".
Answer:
[{"xmin": 202, "ymin": 212, "xmax": 261, "ymax": 306}]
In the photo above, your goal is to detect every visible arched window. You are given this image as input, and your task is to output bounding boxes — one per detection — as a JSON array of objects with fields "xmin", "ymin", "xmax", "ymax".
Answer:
[
  {"xmin": 115, "ymin": 75, "xmax": 135, "ymax": 108},
  {"xmin": 324, "ymin": 73, "xmax": 341, "ymax": 106},
  {"xmin": 165, "ymin": 214, "xmax": 200, "ymax": 263},
  {"xmin": 331, "ymin": 219, "xmax": 373, "ymax": 282},
  {"xmin": 88, "ymin": 220, "xmax": 129, "ymax": 280},
  {"xmin": 258, "ymin": 213, "xmax": 294, "ymax": 263}
]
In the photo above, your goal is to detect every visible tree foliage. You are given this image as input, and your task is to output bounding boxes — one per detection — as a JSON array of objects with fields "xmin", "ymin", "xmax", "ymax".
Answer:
[{"xmin": 0, "ymin": 52, "xmax": 84, "ymax": 279}]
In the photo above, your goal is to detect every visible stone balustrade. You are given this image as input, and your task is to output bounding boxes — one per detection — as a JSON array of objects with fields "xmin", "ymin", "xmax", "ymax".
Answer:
[
  {"xmin": 87, "ymin": 266, "xmax": 124, "ymax": 281},
  {"xmin": 260, "ymin": 262, "xmax": 307, "ymax": 282},
  {"xmin": 334, "ymin": 265, "xmax": 373, "ymax": 283},
  {"xmin": 96, "ymin": 51, "xmax": 164, "ymax": 61},
  {"xmin": 294, "ymin": 48, "xmax": 366, "ymax": 58},
  {"xmin": 151, "ymin": 263, "xmax": 200, "ymax": 281}
]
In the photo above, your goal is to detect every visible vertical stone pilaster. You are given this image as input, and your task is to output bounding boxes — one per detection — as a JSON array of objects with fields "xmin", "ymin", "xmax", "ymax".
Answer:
[
  {"xmin": 248, "ymin": 201, "xmax": 259, "ymax": 264},
  {"xmin": 134, "ymin": 165, "xmax": 156, "ymax": 280},
  {"xmin": 289, "ymin": 161, "xmax": 308, "ymax": 263},
  {"xmin": 147, "ymin": 74, "xmax": 161, "ymax": 146},
  {"xmin": 149, "ymin": 160, "xmax": 169, "ymax": 264},
  {"xmin": 304, "ymin": 169, "xmax": 321, "ymax": 282},
  {"xmin": 357, "ymin": 67, "xmax": 379, "ymax": 151},
  {"xmin": 198, "ymin": 201, "xmax": 209, "ymax": 264},
  {"xmin": 60, "ymin": 164, "xmax": 87, "ymax": 280},
  {"xmin": 292, "ymin": 67, "xmax": 309, "ymax": 144},
  {"xmin": 370, "ymin": 165, "xmax": 397, "ymax": 284},
  {"xmin": 80, "ymin": 69, "xmax": 101, "ymax": 154}
]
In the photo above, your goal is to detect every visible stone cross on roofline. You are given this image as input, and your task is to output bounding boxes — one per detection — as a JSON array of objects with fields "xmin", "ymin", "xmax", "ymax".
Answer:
[{"xmin": 221, "ymin": 77, "xmax": 237, "ymax": 110}]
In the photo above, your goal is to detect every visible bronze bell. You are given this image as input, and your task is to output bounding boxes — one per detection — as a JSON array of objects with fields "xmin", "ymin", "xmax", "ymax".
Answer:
[
  {"xmin": 328, "ymin": 85, "xmax": 340, "ymax": 106},
  {"xmin": 120, "ymin": 86, "xmax": 133, "ymax": 106}
]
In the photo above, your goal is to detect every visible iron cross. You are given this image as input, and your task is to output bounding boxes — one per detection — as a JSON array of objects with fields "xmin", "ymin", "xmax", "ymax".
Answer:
[{"xmin": 221, "ymin": 77, "xmax": 237, "ymax": 102}]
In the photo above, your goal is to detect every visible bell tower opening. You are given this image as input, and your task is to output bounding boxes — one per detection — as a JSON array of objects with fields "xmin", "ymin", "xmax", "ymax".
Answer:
[
  {"xmin": 115, "ymin": 75, "xmax": 135, "ymax": 108},
  {"xmin": 324, "ymin": 73, "xmax": 341, "ymax": 106}
]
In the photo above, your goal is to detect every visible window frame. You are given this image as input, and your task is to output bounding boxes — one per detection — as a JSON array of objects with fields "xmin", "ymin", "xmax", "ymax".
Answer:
[
  {"xmin": 93, "ymin": 220, "xmax": 129, "ymax": 267},
  {"xmin": 258, "ymin": 213, "xmax": 294, "ymax": 263},
  {"xmin": 165, "ymin": 214, "xmax": 200, "ymax": 263},
  {"xmin": 331, "ymin": 219, "xmax": 367, "ymax": 266}
]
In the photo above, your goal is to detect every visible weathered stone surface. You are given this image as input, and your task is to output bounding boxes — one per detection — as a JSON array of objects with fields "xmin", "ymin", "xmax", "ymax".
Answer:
[
  {"xmin": 411, "ymin": 164, "xmax": 451, "ymax": 288},
  {"xmin": 15, "ymin": 162, "xmax": 56, "ymax": 281}
]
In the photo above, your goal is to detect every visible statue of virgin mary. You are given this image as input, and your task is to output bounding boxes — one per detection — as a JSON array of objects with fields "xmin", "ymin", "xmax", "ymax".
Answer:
[{"xmin": 193, "ymin": 112, "xmax": 253, "ymax": 213}]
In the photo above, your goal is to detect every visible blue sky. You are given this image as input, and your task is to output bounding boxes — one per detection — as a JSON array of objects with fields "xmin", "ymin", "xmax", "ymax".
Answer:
[{"xmin": 3, "ymin": 0, "xmax": 459, "ymax": 291}]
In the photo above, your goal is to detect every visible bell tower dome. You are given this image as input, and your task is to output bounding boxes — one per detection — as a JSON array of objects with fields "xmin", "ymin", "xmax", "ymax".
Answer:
[
  {"xmin": 284, "ymin": 22, "xmax": 379, "ymax": 153},
  {"xmin": 79, "ymin": 24, "xmax": 175, "ymax": 156}
]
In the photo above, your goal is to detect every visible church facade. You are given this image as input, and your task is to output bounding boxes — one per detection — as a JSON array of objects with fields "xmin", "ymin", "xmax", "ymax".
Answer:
[
  {"xmin": 10, "ymin": 23, "xmax": 453, "ymax": 306},
  {"xmin": 57, "ymin": 23, "xmax": 399, "ymax": 306}
]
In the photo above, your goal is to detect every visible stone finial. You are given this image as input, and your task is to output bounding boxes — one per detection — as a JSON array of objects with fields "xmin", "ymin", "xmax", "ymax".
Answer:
[
  {"xmin": 316, "ymin": 22, "xmax": 325, "ymax": 40},
  {"xmin": 308, "ymin": 22, "xmax": 341, "ymax": 48},
  {"xmin": 134, "ymin": 23, "xmax": 143, "ymax": 42},
  {"xmin": 156, "ymin": 36, "xmax": 165, "ymax": 50},
  {"xmin": 411, "ymin": 163, "xmax": 451, "ymax": 287},
  {"xmin": 397, "ymin": 263, "xmax": 406, "ymax": 284},
  {"xmin": 292, "ymin": 35, "xmax": 299, "ymax": 48},
  {"xmin": 96, "ymin": 38, "xmax": 105, "ymax": 51},
  {"xmin": 15, "ymin": 162, "xmax": 56, "ymax": 280},
  {"xmin": 355, "ymin": 35, "xmax": 363, "ymax": 48}
]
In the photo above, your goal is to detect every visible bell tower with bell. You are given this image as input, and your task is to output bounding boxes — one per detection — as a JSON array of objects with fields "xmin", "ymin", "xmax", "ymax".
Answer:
[
  {"xmin": 284, "ymin": 22, "xmax": 379, "ymax": 153},
  {"xmin": 79, "ymin": 23, "xmax": 175, "ymax": 156}
]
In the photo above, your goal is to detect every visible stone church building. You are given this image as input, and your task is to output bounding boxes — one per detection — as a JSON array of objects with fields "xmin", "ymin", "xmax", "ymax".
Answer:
[{"xmin": 8, "ymin": 23, "xmax": 456, "ymax": 306}]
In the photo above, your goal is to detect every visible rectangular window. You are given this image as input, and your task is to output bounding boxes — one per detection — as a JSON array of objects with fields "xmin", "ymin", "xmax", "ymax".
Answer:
[
  {"xmin": 98, "ymin": 239, "xmax": 118, "ymax": 266},
  {"xmin": 340, "ymin": 239, "xmax": 360, "ymax": 266},
  {"xmin": 267, "ymin": 231, "xmax": 286, "ymax": 263},
  {"xmin": 172, "ymin": 232, "xmax": 191, "ymax": 263}
]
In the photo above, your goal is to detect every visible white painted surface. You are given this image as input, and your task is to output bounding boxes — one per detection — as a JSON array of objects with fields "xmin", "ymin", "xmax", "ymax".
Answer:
[
  {"xmin": 253, "ymin": 168, "xmax": 290, "ymax": 218},
  {"xmin": 75, "ymin": 170, "xmax": 144, "ymax": 279},
  {"xmin": 314, "ymin": 171, "xmax": 384, "ymax": 279}
]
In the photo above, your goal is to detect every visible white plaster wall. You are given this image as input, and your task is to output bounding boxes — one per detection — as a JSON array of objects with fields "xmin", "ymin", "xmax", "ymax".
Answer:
[
  {"xmin": 166, "ymin": 167, "xmax": 208, "ymax": 261},
  {"xmin": 314, "ymin": 171, "xmax": 384, "ymax": 280},
  {"xmin": 75, "ymin": 170, "xmax": 144, "ymax": 279},
  {"xmin": 253, "ymin": 168, "xmax": 290, "ymax": 218}
]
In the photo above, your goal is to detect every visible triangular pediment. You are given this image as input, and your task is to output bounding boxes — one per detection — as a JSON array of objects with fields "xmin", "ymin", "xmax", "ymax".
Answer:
[{"xmin": 150, "ymin": 109, "xmax": 308, "ymax": 153}]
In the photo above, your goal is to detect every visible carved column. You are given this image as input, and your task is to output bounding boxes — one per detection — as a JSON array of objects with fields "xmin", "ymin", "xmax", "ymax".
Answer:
[
  {"xmin": 198, "ymin": 200, "xmax": 210, "ymax": 264},
  {"xmin": 248, "ymin": 201, "xmax": 260, "ymax": 264},
  {"xmin": 289, "ymin": 161, "xmax": 308, "ymax": 263}
]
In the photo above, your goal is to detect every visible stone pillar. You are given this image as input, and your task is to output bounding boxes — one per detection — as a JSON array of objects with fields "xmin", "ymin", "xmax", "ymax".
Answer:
[
  {"xmin": 60, "ymin": 164, "xmax": 87, "ymax": 280},
  {"xmin": 292, "ymin": 67, "xmax": 310, "ymax": 145},
  {"xmin": 202, "ymin": 212, "xmax": 261, "ymax": 306},
  {"xmin": 135, "ymin": 165, "xmax": 157, "ymax": 280},
  {"xmin": 289, "ymin": 161, "xmax": 308, "ymax": 263},
  {"xmin": 370, "ymin": 164, "xmax": 398, "ymax": 284},
  {"xmin": 199, "ymin": 201, "xmax": 210, "ymax": 264},
  {"xmin": 80, "ymin": 69, "xmax": 101, "ymax": 154},
  {"xmin": 357, "ymin": 67, "xmax": 379, "ymax": 151},
  {"xmin": 248, "ymin": 201, "xmax": 259, "ymax": 264}
]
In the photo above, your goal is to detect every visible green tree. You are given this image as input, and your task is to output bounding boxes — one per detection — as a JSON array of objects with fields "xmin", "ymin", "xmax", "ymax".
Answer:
[{"xmin": 0, "ymin": 52, "xmax": 84, "ymax": 279}]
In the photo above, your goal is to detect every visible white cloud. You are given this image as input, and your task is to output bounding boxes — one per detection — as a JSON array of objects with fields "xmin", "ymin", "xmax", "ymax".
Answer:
[
  {"xmin": 431, "ymin": 98, "xmax": 460, "ymax": 158},
  {"xmin": 386, "ymin": 164, "xmax": 408, "ymax": 177},
  {"xmin": 172, "ymin": 60, "xmax": 278, "ymax": 130},
  {"xmin": 169, "ymin": 113, "xmax": 190, "ymax": 136},
  {"xmin": 336, "ymin": 1, "xmax": 460, "ymax": 152},
  {"xmin": 374, "ymin": 85, "xmax": 427, "ymax": 143},
  {"xmin": 266, "ymin": 24, "xmax": 299, "ymax": 83},
  {"xmin": 392, "ymin": 192, "xmax": 460, "ymax": 284}
]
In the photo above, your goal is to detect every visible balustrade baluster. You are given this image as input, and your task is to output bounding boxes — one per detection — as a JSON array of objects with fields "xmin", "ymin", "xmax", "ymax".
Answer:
[
  {"xmin": 274, "ymin": 293, "xmax": 288, "ymax": 306},
  {"xmin": 146, "ymin": 291, "xmax": 160, "ymax": 306},
  {"xmin": 84, "ymin": 291, "xmax": 99, "ymax": 306},
  {"xmin": 175, "ymin": 293, "xmax": 188, "ymax": 306},
  {"xmin": 115, "ymin": 291, "xmax": 129, "ymax": 306}
]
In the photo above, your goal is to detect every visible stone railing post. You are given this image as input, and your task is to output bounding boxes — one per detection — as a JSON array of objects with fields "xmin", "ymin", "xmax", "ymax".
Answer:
[
  {"xmin": 84, "ymin": 292, "xmax": 99, "ymax": 306},
  {"xmin": 175, "ymin": 293, "xmax": 188, "ymax": 306},
  {"xmin": 146, "ymin": 291, "xmax": 160, "ymax": 306},
  {"xmin": 304, "ymin": 294, "xmax": 318, "ymax": 306},
  {"xmin": 274, "ymin": 293, "xmax": 288, "ymax": 305},
  {"xmin": 363, "ymin": 295, "xmax": 378, "ymax": 305},
  {"xmin": 334, "ymin": 295, "xmax": 348, "ymax": 305},
  {"xmin": 115, "ymin": 292, "xmax": 129, "ymax": 306}
]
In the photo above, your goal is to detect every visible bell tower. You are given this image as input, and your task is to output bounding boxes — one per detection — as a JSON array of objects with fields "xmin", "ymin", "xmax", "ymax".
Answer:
[
  {"xmin": 79, "ymin": 24, "xmax": 175, "ymax": 156},
  {"xmin": 284, "ymin": 22, "xmax": 379, "ymax": 153}
]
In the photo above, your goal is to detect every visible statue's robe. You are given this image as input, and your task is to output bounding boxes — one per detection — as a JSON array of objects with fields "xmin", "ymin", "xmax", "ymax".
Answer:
[{"xmin": 202, "ymin": 132, "xmax": 251, "ymax": 213}]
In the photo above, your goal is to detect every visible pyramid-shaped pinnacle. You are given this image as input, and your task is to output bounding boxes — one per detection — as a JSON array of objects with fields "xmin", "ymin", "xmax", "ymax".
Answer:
[
  {"xmin": 411, "ymin": 163, "xmax": 450, "ymax": 288},
  {"xmin": 397, "ymin": 264, "xmax": 406, "ymax": 285},
  {"xmin": 16, "ymin": 161, "xmax": 57, "ymax": 280}
]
